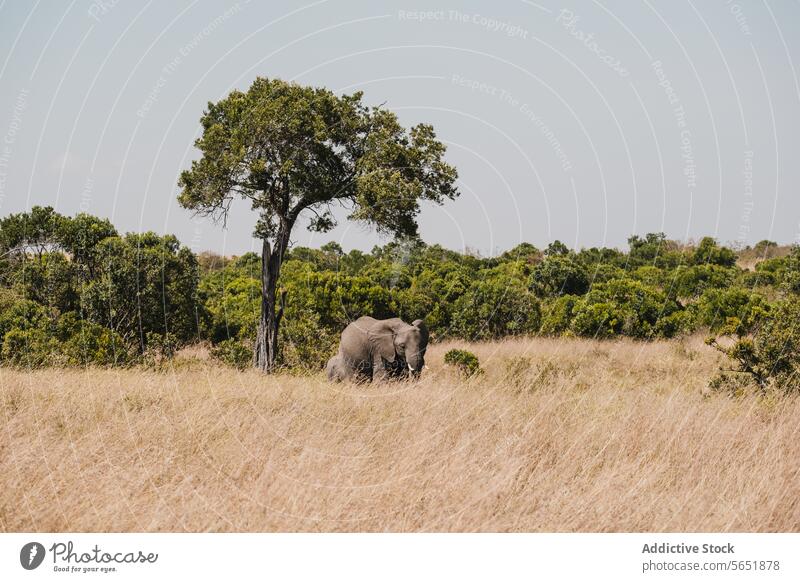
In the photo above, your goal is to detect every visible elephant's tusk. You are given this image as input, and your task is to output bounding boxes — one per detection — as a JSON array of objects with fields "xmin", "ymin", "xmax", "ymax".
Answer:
[{"xmin": 408, "ymin": 363, "xmax": 415, "ymax": 372}]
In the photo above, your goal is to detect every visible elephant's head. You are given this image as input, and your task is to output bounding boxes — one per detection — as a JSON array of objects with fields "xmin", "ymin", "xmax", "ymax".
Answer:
[{"xmin": 368, "ymin": 318, "xmax": 429, "ymax": 378}]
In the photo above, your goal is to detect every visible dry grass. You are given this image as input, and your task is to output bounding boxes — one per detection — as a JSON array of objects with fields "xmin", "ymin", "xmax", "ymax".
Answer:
[{"xmin": 1, "ymin": 335, "xmax": 798, "ymax": 532}]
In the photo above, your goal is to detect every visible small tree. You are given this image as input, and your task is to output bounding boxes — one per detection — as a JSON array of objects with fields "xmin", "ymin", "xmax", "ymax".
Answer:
[
  {"xmin": 178, "ymin": 78, "xmax": 458, "ymax": 372},
  {"xmin": 707, "ymin": 297, "xmax": 799, "ymax": 393}
]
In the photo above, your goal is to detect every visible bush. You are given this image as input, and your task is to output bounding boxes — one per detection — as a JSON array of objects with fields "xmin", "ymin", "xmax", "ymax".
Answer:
[
  {"xmin": 80, "ymin": 233, "xmax": 200, "ymax": 348},
  {"xmin": 0, "ymin": 327, "xmax": 57, "ymax": 368},
  {"xmin": 708, "ymin": 297, "xmax": 800, "ymax": 393},
  {"xmin": 669, "ymin": 264, "xmax": 735, "ymax": 299},
  {"xmin": 654, "ymin": 309, "xmax": 696, "ymax": 338},
  {"xmin": 143, "ymin": 332, "xmax": 179, "ymax": 367},
  {"xmin": 0, "ymin": 298, "xmax": 55, "ymax": 367},
  {"xmin": 569, "ymin": 278, "xmax": 682, "ymax": 339},
  {"xmin": 540, "ymin": 295, "xmax": 579, "ymax": 336},
  {"xmin": 782, "ymin": 246, "xmax": 800, "ymax": 294},
  {"xmin": 278, "ymin": 312, "xmax": 338, "ymax": 372},
  {"xmin": 210, "ymin": 338, "xmax": 252, "ymax": 369},
  {"xmin": 57, "ymin": 313, "xmax": 129, "ymax": 366},
  {"xmin": 530, "ymin": 255, "xmax": 590, "ymax": 298},
  {"xmin": 695, "ymin": 288, "xmax": 769, "ymax": 335},
  {"xmin": 570, "ymin": 301, "xmax": 621, "ymax": 339},
  {"xmin": 452, "ymin": 263, "xmax": 541, "ymax": 340},
  {"xmin": 444, "ymin": 349, "xmax": 482, "ymax": 377},
  {"xmin": 692, "ymin": 237, "xmax": 737, "ymax": 267}
]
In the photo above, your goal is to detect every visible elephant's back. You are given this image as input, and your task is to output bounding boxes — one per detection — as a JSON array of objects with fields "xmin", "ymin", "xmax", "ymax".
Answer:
[
  {"xmin": 342, "ymin": 316, "xmax": 378, "ymax": 337},
  {"xmin": 339, "ymin": 316, "xmax": 376, "ymax": 357}
]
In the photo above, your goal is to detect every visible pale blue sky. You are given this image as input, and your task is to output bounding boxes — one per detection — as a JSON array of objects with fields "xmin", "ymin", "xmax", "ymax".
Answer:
[{"xmin": 1, "ymin": 0, "xmax": 798, "ymax": 256}]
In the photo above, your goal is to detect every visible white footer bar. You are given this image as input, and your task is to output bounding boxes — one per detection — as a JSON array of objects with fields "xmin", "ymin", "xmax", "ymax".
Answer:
[{"xmin": 1, "ymin": 533, "xmax": 797, "ymax": 581}]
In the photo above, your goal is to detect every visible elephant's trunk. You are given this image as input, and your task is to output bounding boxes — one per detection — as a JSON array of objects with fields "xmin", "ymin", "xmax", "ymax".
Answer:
[{"xmin": 407, "ymin": 354, "xmax": 424, "ymax": 378}]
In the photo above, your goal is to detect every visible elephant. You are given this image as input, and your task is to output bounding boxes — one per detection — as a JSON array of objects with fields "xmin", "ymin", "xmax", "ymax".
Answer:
[{"xmin": 326, "ymin": 316, "xmax": 429, "ymax": 382}]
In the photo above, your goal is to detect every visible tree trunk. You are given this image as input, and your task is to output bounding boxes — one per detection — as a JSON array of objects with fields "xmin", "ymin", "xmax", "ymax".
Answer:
[{"xmin": 254, "ymin": 230, "xmax": 289, "ymax": 373}]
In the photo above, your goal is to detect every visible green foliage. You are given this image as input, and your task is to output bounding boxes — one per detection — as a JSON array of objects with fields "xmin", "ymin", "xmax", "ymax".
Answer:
[
  {"xmin": 143, "ymin": 332, "xmax": 179, "ymax": 367},
  {"xmin": 530, "ymin": 255, "xmax": 590, "ymax": 298},
  {"xmin": 668, "ymin": 264, "xmax": 736, "ymax": 299},
  {"xmin": 452, "ymin": 262, "xmax": 541, "ymax": 340},
  {"xmin": 627, "ymin": 233, "xmax": 685, "ymax": 268},
  {"xmin": 692, "ymin": 237, "xmax": 737, "ymax": 267},
  {"xmin": 497, "ymin": 242, "xmax": 541, "ymax": 265},
  {"xmin": 0, "ymin": 205, "xmax": 63, "ymax": 258},
  {"xmin": 57, "ymin": 213, "xmax": 117, "ymax": 274},
  {"xmin": 210, "ymin": 338, "xmax": 252, "ymax": 369},
  {"xmin": 444, "ymin": 349, "xmax": 482, "ymax": 377},
  {"xmin": 707, "ymin": 371, "xmax": 758, "ymax": 397},
  {"xmin": 0, "ymin": 298, "xmax": 127, "ymax": 367},
  {"xmin": 0, "ymin": 209, "xmax": 200, "ymax": 367},
  {"xmin": 544, "ymin": 240, "xmax": 570, "ymax": 257},
  {"xmin": 200, "ymin": 257, "xmax": 260, "ymax": 343},
  {"xmin": 1, "ymin": 327, "xmax": 57, "ymax": 368},
  {"xmin": 56, "ymin": 312, "xmax": 129, "ymax": 366},
  {"xmin": 540, "ymin": 295, "xmax": 579, "ymax": 336},
  {"xmin": 695, "ymin": 288, "xmax": 768, "ymax": 335},
  {"xmin": 10, "ymin": 252, "xmax": 81, "ymax": 313},
  {"xmin": 80, "ymin": 233, "xmax": 200, "ymax": 349},
  {"xmin": 782, "ymin": 246, "xmax": 800, "ymax": 294},
  {"xmin": 569, "ymin": 278, "xmax": 681, "ymax": 339},
  {"xmin": 1, "ymin": 206, "xmax": 797, "ymax": 372},
  {"xmin": 178, "ymin": 77, "xmax": 459, "ymax": 241},
  {"xmin": 708, "ymin": 297, "xmax": 800, "ymax": 393}
]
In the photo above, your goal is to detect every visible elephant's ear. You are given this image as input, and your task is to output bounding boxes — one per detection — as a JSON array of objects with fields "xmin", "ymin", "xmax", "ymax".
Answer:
[
  {"xmin": 412, "ymin": 319, "xmax": 429, "ymax": 347},
  {"xmin": 368, "ymin": 323, "xmax": 396, "ymax": 362}
]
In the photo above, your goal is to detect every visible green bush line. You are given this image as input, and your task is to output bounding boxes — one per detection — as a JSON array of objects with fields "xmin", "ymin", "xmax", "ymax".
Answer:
[{"xmin": 2, "ymin": 208, "xmax": 799, "ymax": 391}]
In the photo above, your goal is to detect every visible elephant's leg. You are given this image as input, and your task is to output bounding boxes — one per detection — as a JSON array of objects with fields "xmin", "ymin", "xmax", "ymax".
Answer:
[
  {"xmin": 391, "ymin": 356, "xmax": 409, "ymax": 380},
  {"xmin": 374, "ymin": 357, "xmax": 398, "ymax": 382},
  {"xmin": 326, "ymin": 356, "xmax": 340, "ymax": 381},
  {"xmin": 348, "ymin": 360, "xmax": 370, "ymax": 383}
]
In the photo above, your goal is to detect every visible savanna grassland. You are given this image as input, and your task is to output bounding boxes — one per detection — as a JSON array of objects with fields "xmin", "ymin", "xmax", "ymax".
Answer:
[{"xmin": 2, "ymin": 335, "xmax": 798, "ymax": 533}]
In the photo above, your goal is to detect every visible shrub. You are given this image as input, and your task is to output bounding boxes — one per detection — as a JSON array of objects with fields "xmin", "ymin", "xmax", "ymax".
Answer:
[
  {"xmin": 0, "ymin": 298, "xmax": 56, "ymax": 367},
  {"xmin": 654, "ymin": 309, "xmax": 696, "ymax": 338},
  {"xmin": 570, "ymin": 301, "xmax": 621, "ymax": 339},
  {"xmin": 569, "ymin": 278, "xmax": 682, "ymax": 339},
  {"xmin": 530, "ymin": 255, "xmax": 590, "ymax": 298},
  {"xmin": 708, "ymin": 297, "xmax": 800, "ymax": 393},
  {"xmin": 692, "ymin": 237, "xmax": 737, "ymax": 267},
  {"xmin": 669, "ymin": 264, "xmax": 735, "ymax": 299},
  {"xmin": 144, "ymin": 332, "xmax": 179, "ymax": 367},
  {"xmin": 585, "ymin": 262, "xmax": 627, "ymax": 284},
  {"xmin": 278, "ymin": 312, "xmax": 338, "ymax": 372},
  {"xmin": 80, "ymin": 233, "xmax": 200, "ymax": 348},
  {"xmin": 444, "ymin": 349, "xmax": 482, "ymax": 377},
  {"xmin": 210, "ymin": 338, "xmax": 252, "ymax": 369},
  {"xmin": 57, "ymin": 313, "xmax": 129, "ymax": 366},
  {"xmin": 0, "ymin": 328, "xmax": 57, "ymax": 368},
  {"xmin": 452, "ymin": 263, "xmax": 541, "ymax": 340},
  {"xmin": 540, "ymin": 295, "xmax": 579, "ymax": 335},
  {"xmin": 782, "ymin": 246, "xmax": 800, "ymax": 294},
  {"xmin": 695, "ymin": 288, "xmax": 769, "ymax": 335}
]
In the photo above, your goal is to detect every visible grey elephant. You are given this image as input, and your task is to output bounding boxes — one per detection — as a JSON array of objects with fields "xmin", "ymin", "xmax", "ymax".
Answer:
[{"xmin": 326, "ymin": 316, "xmax": 429, "ymax": 382}]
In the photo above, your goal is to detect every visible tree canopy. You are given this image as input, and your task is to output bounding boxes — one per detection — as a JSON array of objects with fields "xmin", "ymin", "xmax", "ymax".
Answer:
[{"xmin": 178, "ymin": 77, "xmax": 458, "ymax": 239}]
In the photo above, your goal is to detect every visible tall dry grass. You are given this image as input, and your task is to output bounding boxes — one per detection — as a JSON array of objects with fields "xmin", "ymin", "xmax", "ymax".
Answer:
[{"xmin": 1, "ymin": 335, "xmax": 798, "ymax": 532}]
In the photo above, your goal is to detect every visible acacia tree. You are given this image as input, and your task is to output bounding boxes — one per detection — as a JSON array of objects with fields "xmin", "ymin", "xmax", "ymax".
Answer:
[{"xmin": 178, "ymin": 78, "xmax": 459, "ymax": 372}]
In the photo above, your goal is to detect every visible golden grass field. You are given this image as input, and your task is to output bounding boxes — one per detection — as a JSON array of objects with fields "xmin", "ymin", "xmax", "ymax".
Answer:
[{"xmin": 1, "ymin": 335, "xmax": 798, "ymax": 532}]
